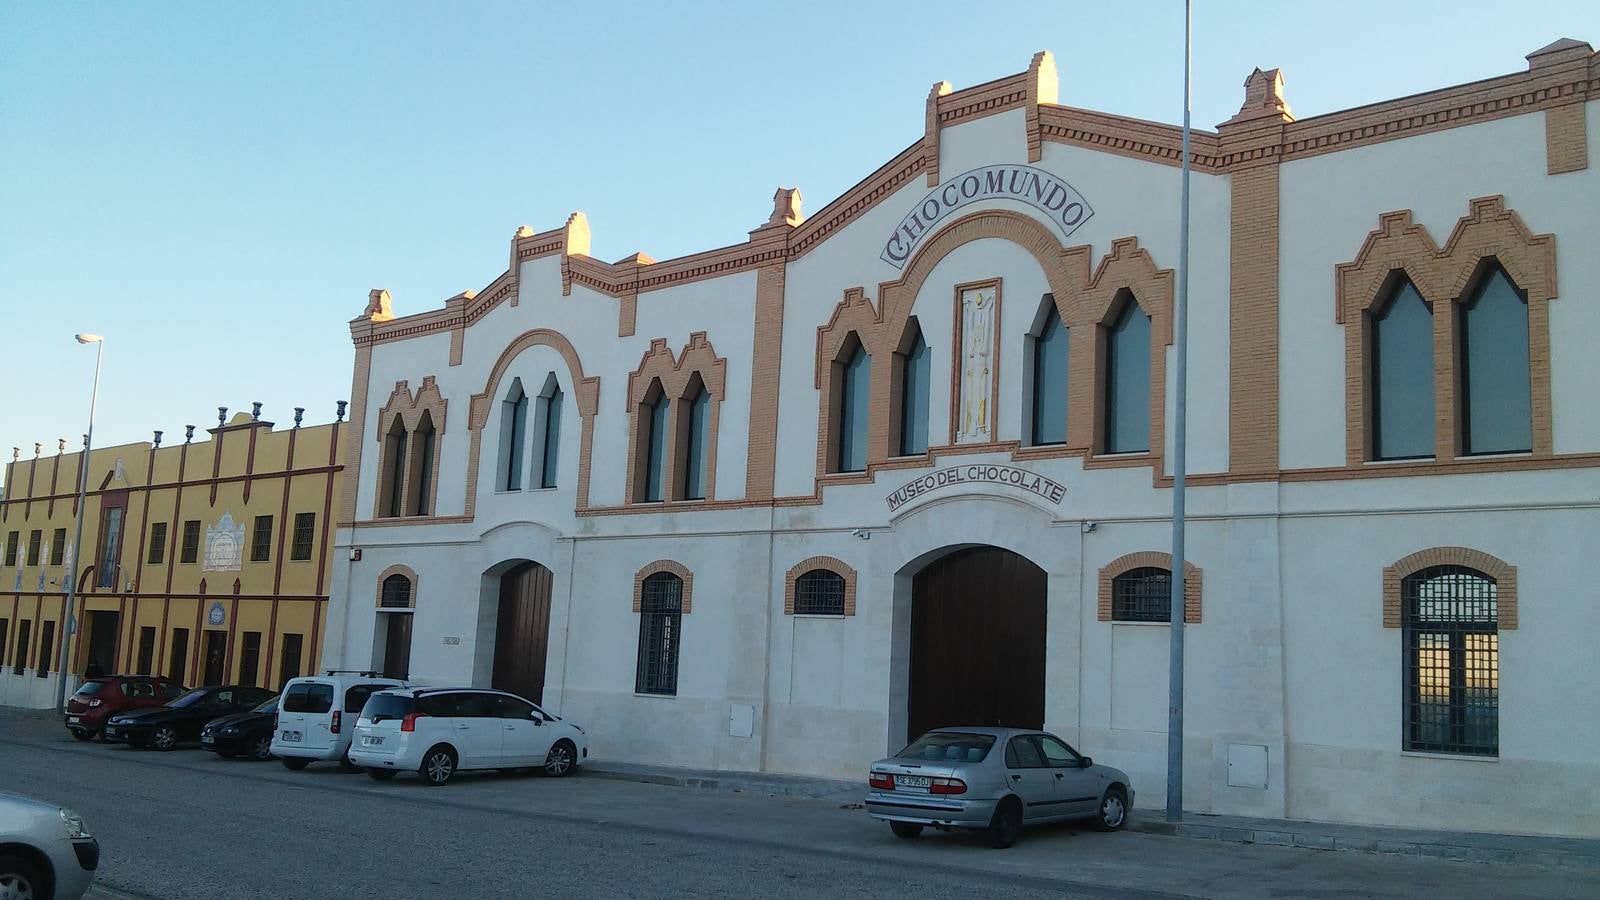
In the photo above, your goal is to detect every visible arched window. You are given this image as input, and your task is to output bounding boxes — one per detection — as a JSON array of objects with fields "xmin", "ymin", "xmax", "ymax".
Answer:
[
  {"xmin": 1111, "ymin": 567, "xmax": 1170, "ymax": 622},
  {"xmin": 680, "ymin": 379, "xmax": 711, "ymax": 501},
  {"xmin": 381, "ymin": 415, "xmax": 408, "ymax": 518},
  {"xmin": 1403, "ymin": 565, "xmax": 1497, "ymax": 755},
  {"xmin": 1371, "ymin": 278, "xmax": 1434, "ymax": 460},
  {"xmin": 896, "ymin": 325, "xmax": 930, "ymax": 456},
  {"xmin": 641, "ymin": 383, "xmax": 670, "ymax": 502},
  {"xmin": 835, "ymin": 338, "xmax": 870, "ymax": 473},
  {"xmin": 635, "ymin": 572, "xmax": 683, "ymax": 695},
  {"xmin": 500, "ymin": 379, "xmax": 529, "ymax": 491},
  {"xmin": 408, "ymin": 412, "xmax": 436, "ymax": 516},
  {"xmin": 793, "ymin": 569, "xmax": 846, "ymax": 616},
  {"xmin": 1030, "ymin": 301, "xmax": 1068, "ymax": 446},
  {"xmin": 1104, "ymin": 294, "xmax": 1150, "ymax": 454},
  {"xmin": 1460, "ymin": 265, "xmax": 1531, "ymax": 455},
  {"xmin": 537, "ymin": 374, "xmax": 563, "ymax": 489},
  {"xmin": 380, "ymin": 574, "xmax": 412, "ymax": 608}
]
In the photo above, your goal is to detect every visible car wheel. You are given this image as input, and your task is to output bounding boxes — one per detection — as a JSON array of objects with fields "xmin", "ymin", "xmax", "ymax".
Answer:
[
  {"xmin": 70, "ymin": 728, "xmax": 93, "ymax": 742},
  {"xmin": 338, "ymin": 747, "xmax": 360, "ymax": 773},
  {"xmin": 366, "ymin": 768, "xmax": 398, "ymax": 781},
  {"xmin": 1095, "ymin": 785, "xmax": 1129, "ymax": 832},
  {"xmin": 986, "ymin": 798, "xmax": 1023, "ymax": 849},
  {"xmin": 280, "ymin": 757, "xmax": 311, "ymax": 771},
  {"xmin": 542, "ymin": 740, "xmax": 577, "ymax": 777},
  {"xmin": 0, "ymin": 853, "xmax": 44, "ymax": 900},
  {"xmin": 250, "ymin": 735, "xmax": 274, "ymax": 761},
  {"xmin": 152, "ymin": 726, "xmax": 179, "ymax": 751},
  {"xmin": 890, "ymin": 821, "xmax": 924, "ymax": 839},
  {"xmin": 421, "ymin": 746, "xmax": 457, "ymax": 786}
]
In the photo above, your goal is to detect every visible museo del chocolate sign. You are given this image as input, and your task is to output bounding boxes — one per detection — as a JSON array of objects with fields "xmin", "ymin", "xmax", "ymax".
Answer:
[
  {"xmin": 880, "ymin": 165, "xmax": 1094, "ymax": 269},
  {"xmin": 885, "ymin": 464, "xmax": 1066, "ymax": 512}
]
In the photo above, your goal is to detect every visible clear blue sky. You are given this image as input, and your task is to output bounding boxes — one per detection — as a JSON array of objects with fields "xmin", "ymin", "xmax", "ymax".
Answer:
[{"xmin": 2, "ymin": 1, "xmax": 1594, "ymax": 485}]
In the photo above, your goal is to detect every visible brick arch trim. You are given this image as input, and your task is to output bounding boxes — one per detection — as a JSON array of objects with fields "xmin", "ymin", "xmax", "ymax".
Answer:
[
  {"xmin": 624, "ymin": 332, "xmax": 728, "ymax": 504},
  {"xmin": 1382, "ymin": 546, "xmax": 1517, "ymax": 630},
  {"xmin": 467, "ymin": 328, "xmax": 602, "ymax": 514},
  {"xmin": 1097, "ymin": 551, "xmax": 1201, "ymax": 624},
  {"xmin": 376, "ymin": 564, "xmax": 418, "ymax": 608},
  {"xmin": 632, "ymin": 559, "xmax": 693, "ymax": 613},
  {"xmin": 783, "ymin": 555, "xmax": 858, "ymax": 616}
]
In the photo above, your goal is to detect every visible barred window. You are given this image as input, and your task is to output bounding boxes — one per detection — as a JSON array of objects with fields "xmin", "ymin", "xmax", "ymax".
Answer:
[
  {"xmin": 380, "ymin": 574, "xmax": 412, "ymax": 609},
  {"xmin": 26, "ymin": 530, "xmax": 42, "ymax": 566},
  {"xmin": 794, "ymin": 569, "xmax": 846, "ymax": 616},
  {"xmin": 180, "ymin": 520, "xmax": 201, "ymax": 564},
  {"xmin": 50, "ymin": 528, "xmax": 65, "ymax": 565},
  {"xmin": 251, "ymin": 515, "xmax": 273, "ymax": 562},
  {"xmin": 635, "ymin": 573, "xmax": 683, "ymax": 696},
  {"xmin": 4, "ymin": 531, "xmax": 18, "ymax": 566},
  {"xmin": 147, "ymin": 522, "xmax": 168, "ymax": 565},
  {"xmin": 290, "ymin": 512, "xmax": 315, "ymax": 561},
  {"xmin": 1112, "ymin": 567, "xmax": 1171, "ymax": 622},
  {"xmin": 1403, "ymin": 565, "xmax": 1498, "ymax": 756}
]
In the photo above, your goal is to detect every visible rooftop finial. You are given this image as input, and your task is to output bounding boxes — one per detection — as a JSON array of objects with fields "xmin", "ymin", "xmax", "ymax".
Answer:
[
  {"xmin": 336, "ymin": 400, "xmax": 348, "ymax": 422},
  {"xmin": 768, "ymin": 188, "xmax": 805, "ymax": 227},
  {"xmin": 185, "ymin": 425, "xmax": 195, "ymax": 443},
  {"xmin": 293, "ymin": 407, "xmax": 305, "ymax": 428},
  {"xmin": 251, "ymin": 402, "xmax": 263, "ymax": 421},
  {"xmin": 217, "ymin": 407, "xmax": 228, "ymax": 427},
  {"xmin": 153, "ymin": 430, "xmax": 163, "ymax": 449}
]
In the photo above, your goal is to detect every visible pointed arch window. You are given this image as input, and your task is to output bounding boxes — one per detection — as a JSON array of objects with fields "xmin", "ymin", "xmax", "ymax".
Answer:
[
  {"xmin": 679, "ymin": 378, "xmax": 711, "ymax": 501},
  {"xmin": 408, "ymin": 412, "xmax": 436, "ymax": 516},
  {"xmin": 1459, "ymin": 265, "xmax": 1531, "ymax": 455},
  {"xmin": 835, "ymin": 338, "xmax": 870, "ymax": 473},
  {"xmin": 500, "ymin": 379, "xmax": 530, "ymax": 491},
  {"xmin": 381, "ymin": 416, "xmax": 408, "ymax": 518},
  {"xmin": 1029, "ymin": 301, "xmax": 1068, "ymax": 446},
  {"xmin": 636, "ymin": 382, "xmax": 671, "ymax": 503},
  {"xmin": 536, "ymin": 374, "xmax": 563, "ymax": 489},
  {"xmin": 1371, "ymin": 278, "xmax": 1434, "ymax": 460},
  {"xmin": 895, "ymin": 325, "xmax": 930, "ymax": 457},
  {"xmin": 1104, "ymin": 294, "xmax": 1150, "ymax": 454}
]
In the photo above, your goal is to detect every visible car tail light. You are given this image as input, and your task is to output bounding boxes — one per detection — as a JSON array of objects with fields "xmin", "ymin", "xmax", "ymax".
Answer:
[
  {"xmin": 400, "ymin": 711, "xmax": 427, "ymax": 733},
  {"xmin": 929, "ymin": 778, "xmax": 967, "ymax": 795},
  {"xmin": 868, "ymin": 772, "xmax": 895, "ymax": 791},
  {"xmin": 330, "ymin": 710, "xmax": 341, "ymax": 734}
]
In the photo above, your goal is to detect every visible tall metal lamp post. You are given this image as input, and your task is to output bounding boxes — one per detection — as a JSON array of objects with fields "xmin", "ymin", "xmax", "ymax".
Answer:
[
  {"xmin": 1166, "ymin": 0, "xmax": 1194, "ymax": 823},
  {"xmin": 55, "ymin": 333, "xmax": 104, "ymax": 713}
]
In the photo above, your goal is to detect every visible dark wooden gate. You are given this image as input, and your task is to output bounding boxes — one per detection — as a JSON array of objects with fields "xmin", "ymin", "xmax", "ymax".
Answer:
[
  {"xmin": 202, "ymin": 630, "xmax": 227, "ymax": 685},
  {"xmin": 908, "ymin": 546, "xmax": 1046, "ymax": 740},
  {"xmin": 381, "ymin": 613, "xmax": 413, "ymax": 680},
  {"xmin": 85, "ymin": 611, "xmax": 120, "ymax": 675},
  {"xmin": 493, "ymin": 561, "xmax": 553, "ymax": 704}
]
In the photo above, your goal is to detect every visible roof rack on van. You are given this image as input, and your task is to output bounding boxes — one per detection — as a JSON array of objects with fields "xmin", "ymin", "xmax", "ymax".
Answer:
[{"xmin": 323, "ymin": 670, "xmax": 384, "ymax": 677}]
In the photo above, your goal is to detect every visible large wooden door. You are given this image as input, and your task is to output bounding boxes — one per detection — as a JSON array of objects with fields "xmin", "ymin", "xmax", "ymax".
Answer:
[
  {"xmin": 908, "ymin": 547, "xmax": 1046, "ymax": 741},
  {"xmin": 85, "ymin": 611, "xmax": 120, "ymax": 675},
  {"xmin": 202, "ymin": 631, "xmax": 227, "ymax": 685},
  {"xmin": 381, "ymin": 613, "xmax": 413, "ymax": 680},
  {"xmin": 493, "ymin": 562, "xmax": 553, "ymax": 704}
]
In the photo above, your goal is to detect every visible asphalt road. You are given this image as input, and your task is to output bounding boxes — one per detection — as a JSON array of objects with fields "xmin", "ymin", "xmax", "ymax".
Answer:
[{"xmin": 2, "ymin": 711, "xmax": 1593, "ymax": 899}]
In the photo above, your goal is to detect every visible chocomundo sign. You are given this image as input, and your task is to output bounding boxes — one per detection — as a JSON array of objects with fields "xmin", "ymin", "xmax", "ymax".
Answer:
[
  {"xmin": 880, "ymin": 165, "xmax": 1094, "ymax": 269},
  {"xmin": 885, "ymin": 464, "xmax": 1066, "ymax": 511}
]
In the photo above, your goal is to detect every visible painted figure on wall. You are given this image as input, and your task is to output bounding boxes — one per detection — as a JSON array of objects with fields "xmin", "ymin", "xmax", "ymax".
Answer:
[{"xmin": 958, "ymin": 287, "xmax": 996, "ymax": 443}]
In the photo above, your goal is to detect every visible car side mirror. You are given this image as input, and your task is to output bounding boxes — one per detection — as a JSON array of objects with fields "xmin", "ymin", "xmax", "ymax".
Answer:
[
  {"xmin": 530, "ymin": 712, "xmax": 544, "ymax": 724},
  {"xmin": 1079, "ymin": 756, "xmax": 1093, "ymax": 768}
]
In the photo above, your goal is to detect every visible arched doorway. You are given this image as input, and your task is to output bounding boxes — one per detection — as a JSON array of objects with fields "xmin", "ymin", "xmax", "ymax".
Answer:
[
  {"xmin": 908, "ymin": 546, "xmax": 1046, "ymax": 739},
  {"xmin": 492, "ymin": 561, "xmax": 554, "ymax": 703}
]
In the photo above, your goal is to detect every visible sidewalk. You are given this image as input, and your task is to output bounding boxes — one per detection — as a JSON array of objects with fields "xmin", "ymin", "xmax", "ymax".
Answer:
[{"xmin": 583, "ymin": 757, "xmax": 1600, "ymax": 870}]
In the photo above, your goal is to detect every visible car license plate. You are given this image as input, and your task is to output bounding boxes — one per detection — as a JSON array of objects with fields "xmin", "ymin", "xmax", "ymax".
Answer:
[
  {"xmin": 281, "ymin": 730, "xmax": 302, "ymax": 742},
  {"xmin": 362, "ymin": 736, "xmax": 384, "ymax": 746},
  {"xmin": 66, "ymin": 716, "xmax": 81, "ymax": 724},
  {"xmin": 105, "ymin": 727, "xmax": 119, "ymax": 737},
  {"xmin": 201, "ymin": 735, "xmax": 214, "ymax": 744},
  {"xmin": 895, "ymin": 775, "xmax": 932, "ymax": 789}
]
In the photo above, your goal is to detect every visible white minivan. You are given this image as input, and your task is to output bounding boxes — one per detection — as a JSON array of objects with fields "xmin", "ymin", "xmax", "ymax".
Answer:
[
  {"xmin": 349, "ymin": 687, "xmax": 587, "ymax": 785},
  {"xmin": 272, "ymin": 672, "xmax": 410, "ymax": 770}
]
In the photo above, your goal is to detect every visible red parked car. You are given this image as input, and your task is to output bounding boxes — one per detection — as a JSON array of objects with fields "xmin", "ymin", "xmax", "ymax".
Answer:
[{"xmin": 64, "ymin": 676, "xmax": 187, "ymax": 741}]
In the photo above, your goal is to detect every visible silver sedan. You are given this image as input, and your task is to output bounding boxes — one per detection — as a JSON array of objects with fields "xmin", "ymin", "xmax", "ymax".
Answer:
[
  {"xmin": 865, "ymin": 727, "xmax": 1133, "ymax": 848},
  {"xmin": 0, "ymin": 791, "xmax": 99, "ymax": 899}
]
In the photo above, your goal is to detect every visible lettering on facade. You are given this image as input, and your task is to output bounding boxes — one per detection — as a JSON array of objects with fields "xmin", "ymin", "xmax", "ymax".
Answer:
[
  {"xmin": 204, "ymin": 512, "xmax": 245, "ymax": 573},
  {"xmin": 885, "ymin": 464, "xmax": 1066, "ymax": 511},
  {"xmin": 880, "ymin": 165, "xmax": 1094, "ymax": 269}
]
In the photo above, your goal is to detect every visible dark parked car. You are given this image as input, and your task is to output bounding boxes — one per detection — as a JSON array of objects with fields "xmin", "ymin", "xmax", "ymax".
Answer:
[
  {"xmin": 104, "ymin": 686, "xmax": 277, "ymax": 750},
  {"xmin": 200, "ymin": 696, "xmax": 280, "ymax": 761},
  {"xmin": 64, "ymin": 676, "xmax": 187, "ymax": 741}
]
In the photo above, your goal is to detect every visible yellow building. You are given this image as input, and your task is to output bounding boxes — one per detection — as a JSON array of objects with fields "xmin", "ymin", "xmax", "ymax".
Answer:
[{"xmin": 0, "ymin": 403, "xmax": 346, "ymax": 707}]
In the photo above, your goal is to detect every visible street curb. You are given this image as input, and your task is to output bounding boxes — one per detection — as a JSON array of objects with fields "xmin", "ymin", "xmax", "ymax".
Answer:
[
  {"xmin": 1128, "ymin": 817, "xmax": 1600, "ymax": 871},
  {"xmin": 582, "ymin": 762, "xmax": 860, "ymax": 801}
]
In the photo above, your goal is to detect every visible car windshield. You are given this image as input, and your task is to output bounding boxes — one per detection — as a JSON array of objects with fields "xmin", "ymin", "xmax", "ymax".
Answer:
[
  {"xmin": 363, "ymin": 694, "xmax": 415, "ymax": 722},
  {"xmin": 896, "ymin": 732, "xmax": 997, "ymax": 763},
  {"xmin": 252, "ymin": 697, "xmax": 278, "ymax": 714},
  {"xmin": 72, "ymin": 681, "xmax": 106, "ymax": 698},
  {"xmin": 167, "ymin": 689, "xmax": 211, "ymax": 708}
]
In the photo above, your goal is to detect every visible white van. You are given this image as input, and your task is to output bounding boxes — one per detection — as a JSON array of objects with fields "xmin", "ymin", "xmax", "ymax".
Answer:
[{"xmin": 272, "ymin": 671, "xmax": 410, "ymax": 770}]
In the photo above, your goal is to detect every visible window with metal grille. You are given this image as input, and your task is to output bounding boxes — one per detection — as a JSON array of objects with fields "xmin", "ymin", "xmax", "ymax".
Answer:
[
  {"xmin": 635, "ymin": 573, "xmax": 683, "ymax": 696},
  {"xmin": 26, "ymin": 530, "xmax": 42, "ymax": 566},
  {"xmin": 147, "ymin": 523, "xmax": 168, "ymax": 565},
  {"xmin": 794, "ymin": 569, "xmax": 846, "ymax": 616},
  {"xmin": 50, "ymin": 529, "xmax": 65, "ymax": 565},
  {"xmin": 251, "ymin": 515, "xmax": 273, "ymax": 562},
  {"xmin": 1403, "ymin": 565, "xmax": 1498, "ymax": 755},
  {"xmin": 291, "ymin": 512, "xmax": 315, "ymax": 561},
  {"xmin": 180, "ymin": 520, "xmax": 201, "ymax": 564},
  {"xmin": 380, "ymin": 574, "xmax": 412, "ymax": 609},
  {"xmin": 1112, "ymin": 567, "xmax": 1171, "ymax": 622},
  {"xmin": 4, "ymin": 531, "xmax": 18, "ymax": 566}
]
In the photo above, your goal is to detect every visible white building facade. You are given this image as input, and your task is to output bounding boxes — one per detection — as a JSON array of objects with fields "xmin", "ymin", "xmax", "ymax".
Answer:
[{"xmin": 325, "ymin": 41, "xmax": 1600, "ymax": 837}]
